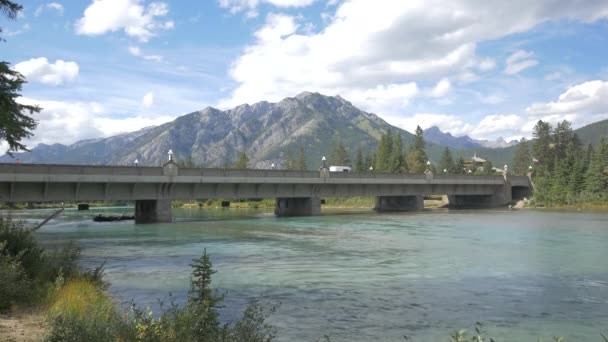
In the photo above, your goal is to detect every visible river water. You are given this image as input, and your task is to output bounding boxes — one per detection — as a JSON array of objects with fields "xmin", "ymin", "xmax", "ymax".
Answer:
[{"xmin": 9, "ymin": 207, "xmax": 608, "ymax": 341}]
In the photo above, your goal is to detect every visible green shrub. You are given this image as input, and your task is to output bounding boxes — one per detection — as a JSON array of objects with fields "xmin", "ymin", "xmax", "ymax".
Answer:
[
  {"xmin": 0, "ymin": 243, "xmax": 31, "ymax": 311},
  {"xmin": 0, "ymin": 217, "xmax": 45, "ymax": 279}
]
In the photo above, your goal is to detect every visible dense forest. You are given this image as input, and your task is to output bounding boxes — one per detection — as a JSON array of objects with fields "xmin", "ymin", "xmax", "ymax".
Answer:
[{"xmin": 517, "ymin": 120, "xmax": 608, "ymax": 206}]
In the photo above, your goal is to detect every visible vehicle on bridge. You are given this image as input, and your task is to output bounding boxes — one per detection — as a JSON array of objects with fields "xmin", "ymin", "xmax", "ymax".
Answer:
[{"xmin": 329, "ymin": 166, "xmax": 351, "ymax": 172}]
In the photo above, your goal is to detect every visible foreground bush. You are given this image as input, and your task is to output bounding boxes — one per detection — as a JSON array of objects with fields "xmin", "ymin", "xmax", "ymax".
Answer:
[
  {"xmin": 45, "ymin": 250, "xmax": 276, "ymax": 342},
  {"xmin": 45, "ymin": 279, "xmax": 127, "ymax": 342},
  {"xmin": 0, "ymin": 217, "xmax": 88, "ymax": 311}
]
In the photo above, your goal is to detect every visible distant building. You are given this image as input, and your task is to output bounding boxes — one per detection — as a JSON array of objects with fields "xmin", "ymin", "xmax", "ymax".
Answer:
[{"xmin": 464, "ymin": 153, "xmax": 486, "ymax": 172}]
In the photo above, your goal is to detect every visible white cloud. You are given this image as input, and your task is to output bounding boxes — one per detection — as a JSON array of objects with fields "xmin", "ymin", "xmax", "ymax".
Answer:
[
  {"xmin": 3, "ymin": 23, "xmax": 30, "ymax": 37},
  {"xmin": 15, "ymin": 97, "xmax": 173, "ymax": 148},
  {"xmin": 386, "ymin": 113, "xmax": 469, "ymax": 135},
  {"xmin": 75, "ymin": 0, "xmax": 173, "ymax": 42},
  {"xmin": 142, "ymin": 92, "xmax": 154, "ymax": 108},
  {"xmin": 478, "ymin": 58, "xmax": 496, "ymax": 72},
  {"xmin": 14, "ymin": 57, "xmax": 79, "ymax": 85},
  {"xmin": 504, "ymin": 49, "xmax": 538, "ymax": 75},
  {"xmin": 34, "ymin": 2, "xmax": 64, "ymax": 17},
  {"xmin": 128, "ymin": 45, "xmax": 163, "ymax": 62},
  {"xmin": 388, "ymin": 112, "xmax": 524, "ymax": 140},
  {"xmin": 219, "ymin": 0, "xmax": 316, "ymax": 17},
  {"xmin": 128, "ymin": 46, "xmax": 141, "ymax": 56},
  {"xmin": 220, "ymin": 0, "xmax": 608, "ymax": 116},
  {"xmin": 526, "ymin": 80, "xmax": 608, "ymax": 119},
  {"xmin": 544, "ymin": 72, "xmax": 561, "ymax": 81},
  {"xmin": 429, "ymin": 78, "xmax": 451, "ymax": 98}
]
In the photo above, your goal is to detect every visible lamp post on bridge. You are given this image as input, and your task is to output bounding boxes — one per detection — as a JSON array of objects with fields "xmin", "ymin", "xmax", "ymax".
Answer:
[
  {"xmin": 322, "ymin": 156, "xmax": 327, "ymax": 169},
  {"xmin": 134, "ymin": 159, "xmax": 139, "ymax": 167},
  {"xmin": 271, "ymin": 163, "xmax": 275, "ymax": 170},
  {"xmin": 168, "ymin": 149, "xmax": 174, "ymax": 162}
]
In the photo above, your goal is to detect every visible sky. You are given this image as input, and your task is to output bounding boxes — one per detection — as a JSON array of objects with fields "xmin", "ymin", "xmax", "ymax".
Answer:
[{"xmin": 3, "ymin": 0, "xmax": 608, "ymax": 149}]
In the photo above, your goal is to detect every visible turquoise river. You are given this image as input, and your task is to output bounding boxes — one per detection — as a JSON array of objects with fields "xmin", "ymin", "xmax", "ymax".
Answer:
[{"xmin": 7, "ymin": 207, "xmax": 608, "ymax": 341}]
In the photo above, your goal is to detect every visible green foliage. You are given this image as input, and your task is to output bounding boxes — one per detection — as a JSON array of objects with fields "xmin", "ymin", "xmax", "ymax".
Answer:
[
  {"xmin": 0, "ymin": 241, "xmax": 30, "ymax": 310},
  {"xmin": 1, "ymin": 1, "xmax": 40, "ymax": 153},
  {"xmin": 0, "ymin": 62, "xmax": 39, "ymax": 154},
  {"xmin": 232, "ymin": 151, "xmax": 250, "ymax": 169},
  {"xmin": 329, "ymin": 140, "xmax": 350, "ymax": 166},
  {"xmin": 0, "ymin": 217, "xmax": 93, "ymax": 311},
  {"xmin": 513, "ymin": 138, "xmax": 531, "ymax": 176},
  {"xmin": 405, "ymin": 126, "xmax": 428, "ymax": 173},
  {"xmin": 177, "ymin": 156, "xmax": 201, "ymax": 168},
  {"xmin": 454, "ymin": 157, "xmax": 466, "ymax": 174},
  {"xmin": 45, "ymin": 279, "xmax": 127, "ymax": 342},
  {"xmin": 295, "ymin": 145, "xmax": 307, "ymax": 170},
  {"xmin": 285, "ymin": 145, "xmax": 308, "ymax": 170},
  {"xmin": 530, "ymin": 120, "xmax": 608, "ymax": 206},
  {"xmin": 374, "ymin": 129, "xmax": 393, "ymax": 172},
  {"xmin": 45, "ymin": 249, "xmax": 276, "ymax": 342},
  {"xmin": 389, "ymin": 133, "xmax": 405, "ymax": 173},
  {"xmin": 439, "ymin": 147, "xmax": 455, "ymax": 173},
  {"xmin": 354, "ymin": 145, "xmax": 365, "ymax": 172}
]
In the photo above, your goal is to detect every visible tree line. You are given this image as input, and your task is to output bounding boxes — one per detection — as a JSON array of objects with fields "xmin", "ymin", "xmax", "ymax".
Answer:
[{"xmin": 512, "ymin": 119, "xmax": 608, "ymax": 205}]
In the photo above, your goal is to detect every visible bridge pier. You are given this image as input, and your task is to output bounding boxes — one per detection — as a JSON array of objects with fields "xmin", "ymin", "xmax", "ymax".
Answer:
[
  {"xmin": 447, "ymin": 184, "xmax": 512, "ymax": 209},
  {"xmin": 275, "ymin": 197, "xmax": 321, "ymax": 217},
  {"xmin": 374, "ymin": 195, "xmax": 424, "ymax": 212},
  {"xmin": 135, "ymin": 199, "xmax": 172, "ymax": 224}
]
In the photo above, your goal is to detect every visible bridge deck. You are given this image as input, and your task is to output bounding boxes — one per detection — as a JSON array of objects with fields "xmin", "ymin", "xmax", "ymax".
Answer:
[{"xmin": 0, "ymin": 163, "xmax": 530, "ymax": 202}]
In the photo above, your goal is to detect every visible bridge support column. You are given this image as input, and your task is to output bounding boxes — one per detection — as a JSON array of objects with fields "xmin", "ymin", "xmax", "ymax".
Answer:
[
  {"xmin": 135, "ymin": 199, "xmax": 172, "ymax": 224},
  {"xmin": 275, "ymin": 197, "xmax": 321, "ymax": 217},
  {"xmin": 374, "ymin": 195, "xmax": 424, "ymax": 212},
  {"xmin": 447, "ymin": 184, "xmax": 512, "ymax": 209}
]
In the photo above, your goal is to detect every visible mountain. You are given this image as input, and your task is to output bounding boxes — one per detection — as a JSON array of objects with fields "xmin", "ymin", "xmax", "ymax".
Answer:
[
  {"xmin": 1, "ymin": 92, "xmax": 416, "ymax": 168},
  {"xmin": 574, "ymin": 119, "xmax": 608, "ymax": 146},
  {"xmin": 422, "ymin": 126, "xmax": 481, "ymax": 149},
  {"xmin": 423, "ymin": 126, "xmax": 518, "ymax": 149},
  {"xmin": 475, "ymin": 137, "xmax": 519, "ymax": 148},
  {"xmin": 5, "ymin": 92, "xmax": 603, "ymax": 169}
]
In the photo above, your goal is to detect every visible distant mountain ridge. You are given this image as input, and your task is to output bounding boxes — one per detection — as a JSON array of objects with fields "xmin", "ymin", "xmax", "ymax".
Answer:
[
  {"xmin": 0, "ymin": 92, "xmax": 416, "ymax": 167},
  {"xmin": 1, "ymin": 93, "xmax": 605, "ymax": 168},
  {"xmin": 423, "ymin": 126, "xmax": 519, "ymax": 149}
]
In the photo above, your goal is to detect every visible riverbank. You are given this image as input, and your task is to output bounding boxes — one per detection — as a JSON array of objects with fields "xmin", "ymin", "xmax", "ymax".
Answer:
[{"xmin": 0, "ymin": 307, "xmax": 46, "ymax": 342}]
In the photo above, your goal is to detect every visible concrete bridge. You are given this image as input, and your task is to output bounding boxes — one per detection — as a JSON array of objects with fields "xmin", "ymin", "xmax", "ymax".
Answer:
[{"xmin": 0, "ymin": 162, "xmax": 531, "ymax": 223}]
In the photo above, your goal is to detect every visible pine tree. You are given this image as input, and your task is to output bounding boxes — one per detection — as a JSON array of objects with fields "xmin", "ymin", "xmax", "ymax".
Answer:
[
  {"xmin": 364, "ymin": 151, "xmax": 374, "ymax": 171},
  {"xmin": 482, "ymin": 160, "xmax": 494, "ymax": 175},
  {"xmin": 389, "ymin": 133, "xmax": 404, "ymax": 173},
  {"xmin": 512, "ymin": 138, "xmax": 531, "ymax": 176},
  {"xmin": 188, "ymin": 249, "xmax": 225, "ymax": 339},
  {"xmin": 285, "ymin": 149, "xmax": 295, "ymax": 170},
  {"xmin": 354, "ymin": 145, "xmax": 365, "ymax": 172},
  {"xmin": 374, "ymin": 129, "xmax": 393, "ymax": 172},
  {"xmin": 438, "ymin": 147, "xmax": 454, "ymax": 174},
  {"xmin": 405, "ymin": 126, "xmax": 428, "ymax": 173},
  {"xmin": 1, "ymin": 2, "xmax": 40, "ymax": 154},
  {"xmin": 532, "ymin": 120, "xmax": 553, "ymax": 174},
  {"xmin": 584, "ymin": 145, "xmax": 606, "ymax": 193},
  {"xmin": 233, "ymin": 151, "xmax": 249, "ymax": 169},
  {"xmin": 330, "ymin": 140, "xmax": 350, "ymax": 166},
  {"xmin": 455, "ymin": 157, "xmax": 466, "ymax": 174},
  {"xmin": 295, "ymin": 145, "xmax": 307, "ymax": 170}
]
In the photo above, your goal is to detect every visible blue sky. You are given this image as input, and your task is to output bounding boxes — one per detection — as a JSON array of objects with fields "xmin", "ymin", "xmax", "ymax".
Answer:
[{"xmin": 3, "ymin": 0, "xmax": 608, "ymax": 149}]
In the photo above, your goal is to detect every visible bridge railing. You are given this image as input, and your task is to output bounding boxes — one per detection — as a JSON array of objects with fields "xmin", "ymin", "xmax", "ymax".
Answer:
[
  {"xmin": 0, "ymin": 163, "xmax": 163, "ymax": 176},
  {"xmin": 329, "ymin": 172, "xmax": 427, "ymax": 180},
  {"xmin": 180, "ymin": 168, "xmax": 321, "ymax": 178}
]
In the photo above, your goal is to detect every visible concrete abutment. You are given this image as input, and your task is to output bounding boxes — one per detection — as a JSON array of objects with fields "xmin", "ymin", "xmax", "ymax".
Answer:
[
  {"xmin": 275, "ymin": 197, "xmax": 321, "ymax": 217},
  {"xmin": 135, "ymin": 199, "xmax": 172, "ymax": 224},
  {"xmin": 374, "ymin": 195, "xmax": 424, "ymax": 212}
]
